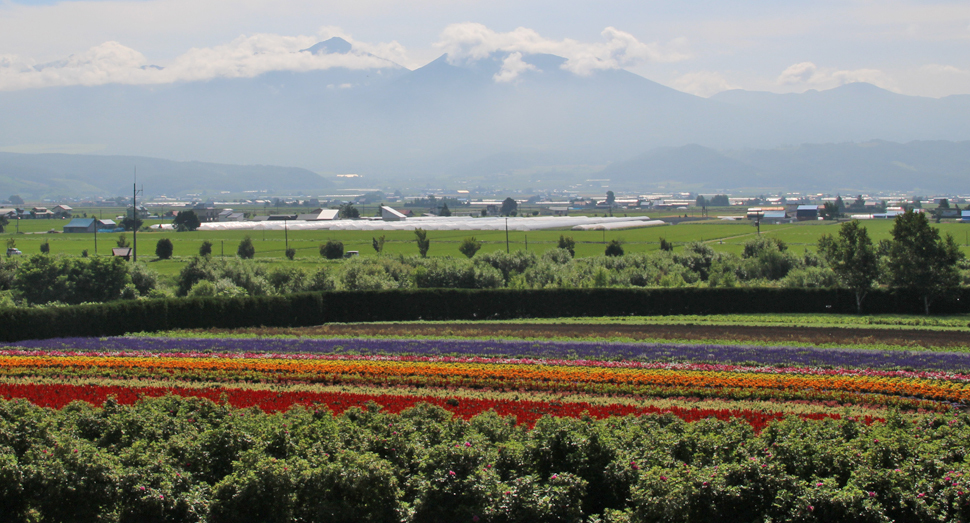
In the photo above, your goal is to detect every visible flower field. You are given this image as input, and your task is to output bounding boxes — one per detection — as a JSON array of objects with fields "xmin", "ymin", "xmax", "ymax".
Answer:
[
  {"xmin": 4, "ymin": 334, "xmax": 970, "ymax": 522},
  {"xmin": 2, "ymin": 336, "xmax": 968, "ymax": 424}
]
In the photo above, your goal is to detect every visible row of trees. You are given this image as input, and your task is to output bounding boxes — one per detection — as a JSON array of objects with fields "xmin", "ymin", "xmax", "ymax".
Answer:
[{"xmin": 818, "ymin": 211, "xmax": 963, "ymax": 314}]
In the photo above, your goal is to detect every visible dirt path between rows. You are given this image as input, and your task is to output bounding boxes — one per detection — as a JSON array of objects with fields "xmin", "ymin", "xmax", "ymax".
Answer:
[{"xmin": 196, "ymin": 323, "xmax": 970, "ymax": 349}]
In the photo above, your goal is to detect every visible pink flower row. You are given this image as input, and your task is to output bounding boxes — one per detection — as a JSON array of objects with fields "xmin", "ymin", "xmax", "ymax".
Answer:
[{"xmin": 3, "ymin": 348, "xmax": 969, "ymax": 384}]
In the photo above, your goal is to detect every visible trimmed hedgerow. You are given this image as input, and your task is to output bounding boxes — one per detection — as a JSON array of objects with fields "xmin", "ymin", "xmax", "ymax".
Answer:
[{"xmin": 0, "ymin": 287, "xmax": 968, "ymax": 342}]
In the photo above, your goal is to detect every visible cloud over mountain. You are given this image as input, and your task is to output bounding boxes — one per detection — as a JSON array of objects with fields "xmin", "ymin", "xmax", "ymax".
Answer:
[
  {"xmin": 434, "ymin": 23, "xmax": 691, "ymax": 77},
  {"xmin": 777, "ymin": 61, "xmax": 895, "ymax": 92},
  {"xmin": 0, "ymin": 29, "xmax": 405, "ymax": 91}
]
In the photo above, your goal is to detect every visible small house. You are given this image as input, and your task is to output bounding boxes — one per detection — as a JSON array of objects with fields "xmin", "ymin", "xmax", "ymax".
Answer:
[
  {"xmin": 962, "ymin": 211, "xmax": 970, "ymax": 223},
  {"xmin": 31, "ymin": 207, "xmax": 54, "ymax": 219},
  {"xmin": 52, "ymin": 205, "xmax": 73, "ymax": 218}
]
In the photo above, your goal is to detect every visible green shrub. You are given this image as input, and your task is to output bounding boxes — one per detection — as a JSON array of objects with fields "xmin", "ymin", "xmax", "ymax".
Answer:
[
  {"xmin": 458, "ymin": 237, "xmax": 482, "ymax": 258},
  {"xmin": 155, "ymin": 238, "xmax": 174, "ymax": 259},
  {"xmin": 605, "ymin": 239, "xmax": 624, "ymax": 257},
  {"xmin": 237, "ymin": 237, "xmax": 255, "ymax": 259},
  {"xmin": 320, "ymin": 241, "xmax": 344, "ymax": 260}
]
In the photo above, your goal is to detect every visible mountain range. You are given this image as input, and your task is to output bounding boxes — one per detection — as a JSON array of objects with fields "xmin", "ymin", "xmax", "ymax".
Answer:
[{"xmin": 1, "ymin": 37, "xmax": 969, "ymax": 196}]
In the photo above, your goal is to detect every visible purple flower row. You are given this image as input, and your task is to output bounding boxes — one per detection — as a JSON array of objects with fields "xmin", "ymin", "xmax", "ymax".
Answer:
[{"xmin": 7, "ymin": 336, "xmax": 970, "ymax": 373}]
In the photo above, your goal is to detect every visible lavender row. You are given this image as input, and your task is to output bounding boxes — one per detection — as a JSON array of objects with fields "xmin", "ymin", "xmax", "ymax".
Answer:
[{"xmin": 7, "ymin": 336, "xmax": 970, "ymax": 373}]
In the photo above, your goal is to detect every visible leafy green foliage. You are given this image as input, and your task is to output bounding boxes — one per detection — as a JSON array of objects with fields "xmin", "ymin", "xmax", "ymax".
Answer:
[
  {"xmin": 199, "ymin": 240, "xmax": 213, "ymax": 257},
  {"xmin": 320, "ymin": 241, "xmax": 344, "ymax": 260},
  {"xmin": 605, "ymin": 239, "xmax": 624, "ymax": 257},
  {"xmin": 414, "ymin": 229, "xmax": 430, "ymax": 258},
  {"xmin": 458, "ymin": 237, "xmax": 482, "ymax": 259},
  {"xmin": 237, "ymin": 237, "xmax": 255, "ymax": 259},
  {"xmin": 339, "ymin": 204, "xmax": 359, "ymax": 219},
  {"xmin": 120, "ymin": 216, "xmax": 143, "ymax": 232},
  {"xmin": 818, "ymin": 220, "xmax": 879, "ymax": 312},
  {"xmin": 9, "ymin": 255, "xmax": 150, "ymax": 305},
  {"xmin": 557, "ymin": 235, "xmax": 575, "ymax": 257},
  {"xmin": 500, "ymin": 197, "xmax": 517, "ymax": 216},
  {"xmin": 155, "ymin": 238, "xmax": 174, "ymax": 259},
  {"xmin": 3, "ymin": 397, "xmax": 970, "ymax": 522},
  {"xmin": 882, "ymin": 210, "xmax": 964, "ymax": 314},
  {"xmin": 173, "ymin": 210, "xmax": 201, "ymax": 232}
]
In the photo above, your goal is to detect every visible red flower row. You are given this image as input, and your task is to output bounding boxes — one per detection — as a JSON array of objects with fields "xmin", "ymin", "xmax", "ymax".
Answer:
[{"xmin": 0, "ymin": 382, "xmax": 880, "ymax": 431}]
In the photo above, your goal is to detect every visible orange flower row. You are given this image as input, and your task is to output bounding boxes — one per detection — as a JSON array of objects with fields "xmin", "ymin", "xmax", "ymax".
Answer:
[{"xmin": 1, "ymin": 355, "xmax": 966, "ymax": 404}]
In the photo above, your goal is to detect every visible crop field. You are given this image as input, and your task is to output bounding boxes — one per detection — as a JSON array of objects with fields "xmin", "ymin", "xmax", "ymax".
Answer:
[
  {"xmin": 7, "ymin": 218, "xmax": 970, "ymax": 273},
  {"xmin": 3, "ymin": 314, "xmax": 970, "ymax": 521}
]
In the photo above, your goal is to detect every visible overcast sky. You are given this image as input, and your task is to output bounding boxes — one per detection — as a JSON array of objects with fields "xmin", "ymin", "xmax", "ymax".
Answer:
[{"xmin": 1, "ymin": 0, "xmax": 969, "ymax": 97}]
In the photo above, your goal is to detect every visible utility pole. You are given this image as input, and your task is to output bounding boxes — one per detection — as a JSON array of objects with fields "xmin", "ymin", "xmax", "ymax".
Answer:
[
  {"xmin": 132, "ymin": 168, "xmax": 143, "ymax": 262},
  {"xmin": 505, "ymin": 218, "xmax": 509, "ymax": 253}
]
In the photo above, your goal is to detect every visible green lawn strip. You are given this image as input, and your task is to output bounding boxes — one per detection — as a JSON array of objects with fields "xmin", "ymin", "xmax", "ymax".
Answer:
[
  {"xmin": 517, "ymin": 314, "xmax": 970, "ymax": 331},
  {"xmin": 136, "ymin": 328, "xmax": 970, "ymax": 354}
]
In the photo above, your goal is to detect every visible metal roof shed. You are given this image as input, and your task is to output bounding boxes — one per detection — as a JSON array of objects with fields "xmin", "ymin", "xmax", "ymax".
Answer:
[{"xmin": 63, "ymin": 218, "xmax": 97, "ymax": 233}]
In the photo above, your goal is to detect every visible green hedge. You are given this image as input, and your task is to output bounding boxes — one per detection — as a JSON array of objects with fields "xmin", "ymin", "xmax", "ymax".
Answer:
[{"xmin": 1, "ymin": 287, "xmax": 968, "ymax": 342}]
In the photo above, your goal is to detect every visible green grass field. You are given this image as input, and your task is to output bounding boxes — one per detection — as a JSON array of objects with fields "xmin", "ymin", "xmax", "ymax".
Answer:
[{"xmin": 5, "ymin": 216, "xmax": 970, "ymax": 274}]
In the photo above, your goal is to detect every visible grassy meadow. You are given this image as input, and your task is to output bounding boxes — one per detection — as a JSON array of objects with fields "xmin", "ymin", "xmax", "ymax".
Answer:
[{"xmin": 5, "ymin": 213, "xmax": 970, "ymax": 281}]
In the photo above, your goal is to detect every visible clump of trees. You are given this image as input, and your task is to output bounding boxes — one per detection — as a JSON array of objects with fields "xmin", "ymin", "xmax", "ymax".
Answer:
[
  {"xmin": 10, "ymin": 255, "xmax": 157, "ymax": 304},
  {"xmin": 173, "ymin": 210, "xmax": 201, "ymax": 231}
]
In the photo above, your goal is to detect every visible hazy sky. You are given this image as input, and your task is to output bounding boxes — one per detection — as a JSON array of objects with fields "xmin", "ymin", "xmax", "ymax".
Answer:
[{"xmin": 1, "ymin": 0, "xmax": 969, "ymax": 97}]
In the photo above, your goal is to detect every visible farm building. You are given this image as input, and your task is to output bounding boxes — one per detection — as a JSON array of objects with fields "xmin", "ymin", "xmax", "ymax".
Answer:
[
  {"xmin": 63, "ymin": 218, "xmax": 98, "ymax": 233},
  {"xmin": 760, "ymin": 211, "xmax": 791, "ymax": 224},
  {"xmin": 63, "ymin": 218, "xmax": 118, "ymax": 233},
  {"xmin": 796, "ymin": 205, "xmax": 819, "ymax": 221},
  {"xmin": 297, "ymin": 209, "xmax": 339, "ymax": 221},
  {"xmin": 962, "ymin": 211, "xmax": 970, "ymax": 223},
  {"xmin": 381, "ymin": 206, "xmax": 408, "ymax": 221}
]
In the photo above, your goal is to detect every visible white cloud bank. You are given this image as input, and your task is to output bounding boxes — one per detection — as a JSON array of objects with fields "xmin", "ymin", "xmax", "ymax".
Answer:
[
  {"xmin": 671, "ymin": 71, "xmax": 739, "ymax": 97},
  {"xmin": 435, "ymin": 23, "xmax": 690, "ymax": 80},
  {"xmin": 493, "ymin": 52, "xmax": 537, "ymax": 83},
  {"xmin": 776, "ymin": 61, "xmax": 896, "ymax": 91},
  {"xmin": 0, "ymin": 29, "xmax": 406, "ymax": 91}
]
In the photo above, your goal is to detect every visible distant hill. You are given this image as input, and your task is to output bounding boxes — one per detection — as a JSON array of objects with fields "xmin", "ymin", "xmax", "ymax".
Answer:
[
  {"xmin": 599, "ymin": 141, "xmax": 970, "ymax": 193},
  {"xmin": 1, "ymin": 38, "xmax": 970, "ymax": 189},
  {"xmin": 0, "ymin": 153, "xmax": 331, "ymax": 199}
]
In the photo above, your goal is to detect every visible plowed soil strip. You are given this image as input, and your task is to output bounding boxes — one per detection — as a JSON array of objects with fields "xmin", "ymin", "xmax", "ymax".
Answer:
[{"xmin": 190, "ymin": 323, "xmax": 970, "ymax": 348}]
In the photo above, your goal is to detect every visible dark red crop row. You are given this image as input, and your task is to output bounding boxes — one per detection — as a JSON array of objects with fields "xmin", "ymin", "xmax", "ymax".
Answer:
[{"xmin": 0, "ymin": 382, "xmax": 880, "ymax": 431}]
